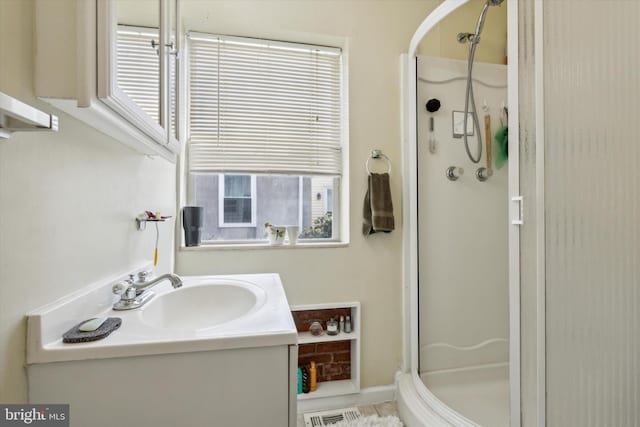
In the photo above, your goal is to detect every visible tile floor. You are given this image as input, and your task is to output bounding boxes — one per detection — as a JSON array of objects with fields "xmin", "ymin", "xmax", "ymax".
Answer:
[{"xmin": 297, "ymin": 401, "xmax": 399, "ymax": 426}]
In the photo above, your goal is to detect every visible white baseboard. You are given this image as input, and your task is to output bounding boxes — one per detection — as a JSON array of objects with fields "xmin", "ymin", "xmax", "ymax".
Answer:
[{"xmin": 297, "ymin": 384, "xmax": 396, "ymax": 414}]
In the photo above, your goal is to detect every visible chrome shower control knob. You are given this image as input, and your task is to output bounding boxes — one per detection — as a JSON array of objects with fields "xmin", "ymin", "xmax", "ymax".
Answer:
[
  {"xmin": 446, "ymin": 166, "xmax": 464, "ymax": 181},
  {"xmin": 476, "ymin": 167, "xmax": 493, "ymax": 182}
]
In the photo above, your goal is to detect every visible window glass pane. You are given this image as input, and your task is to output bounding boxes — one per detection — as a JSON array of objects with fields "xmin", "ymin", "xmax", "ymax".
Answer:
[
  {"xmin": 193, "ymin": 174, "xmax": 337, "ymax": 241},
  {"xmin": 325, "ymin": 188, "xmax": 334, "ymax": 214},
  {"xmin": 224, "ymin": 198, "xmax": 252, "ymax": 223},
  {"xmin": 302, "ymin": 176, "xmax": 335, "ymax": 239},
  {"xmin": 224, "ymin": 175, "xmax": 251, "ymax": 198}
]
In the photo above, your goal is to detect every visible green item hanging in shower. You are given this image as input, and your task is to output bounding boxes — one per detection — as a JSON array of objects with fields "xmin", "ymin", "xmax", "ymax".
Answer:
[{"xmin": 493, "ymin": 126, "xmax": 508, "ymax": 169}]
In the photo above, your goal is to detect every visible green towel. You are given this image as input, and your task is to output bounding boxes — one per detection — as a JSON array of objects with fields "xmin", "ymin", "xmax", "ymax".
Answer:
[
  {"xmin": 363, "ymin": 173, "xmax": 394, "ymax": 235},
  {"xmin": 494, "ymin": 126, "xmax": 508, "ymax": 169}
]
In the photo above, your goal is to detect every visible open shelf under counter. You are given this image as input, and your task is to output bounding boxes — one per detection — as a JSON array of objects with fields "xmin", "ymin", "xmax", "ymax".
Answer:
[
  {"xmin": 291, "ymin": 302, "xmax": 361, "ymax": 401},
  {"xmin": 297, "ymin": 331, "xmax": 358, "ymax": 345},
  {"xmin": 297, "ymin": 379, "xmax": 359, "ymax": 400}
]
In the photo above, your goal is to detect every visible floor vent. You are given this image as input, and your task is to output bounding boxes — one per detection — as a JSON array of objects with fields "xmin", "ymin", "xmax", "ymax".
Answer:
[{"xmin": 304, "ymin": 407, "xmax": 362, "ymax": 426}]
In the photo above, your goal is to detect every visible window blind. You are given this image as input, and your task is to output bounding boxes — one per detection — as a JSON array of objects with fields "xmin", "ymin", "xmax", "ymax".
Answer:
[
  {"xmin": 116, "ymin": 26, "xmax": 160, "ymax": 123},
  {"xmin": 187, "ymin": 33, "xmax": 343, "ymax": 176}
]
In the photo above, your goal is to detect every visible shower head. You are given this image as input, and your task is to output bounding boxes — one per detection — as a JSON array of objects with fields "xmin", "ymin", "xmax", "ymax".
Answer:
[{"xmin": 487, "ymin": 0, "xmax": 504, "ymax": 5}]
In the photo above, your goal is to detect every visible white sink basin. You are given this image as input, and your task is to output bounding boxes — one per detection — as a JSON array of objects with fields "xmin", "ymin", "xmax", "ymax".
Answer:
[
  {"xmin": 27, "ymin": 273, "xmax": 296, "ymax": 364},
  {"xmin": 141, "ymin": 280, "xmax": 265, "ymax": 330}
]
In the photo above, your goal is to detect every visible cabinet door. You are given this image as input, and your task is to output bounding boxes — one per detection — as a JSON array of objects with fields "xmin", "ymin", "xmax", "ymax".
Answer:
[
  {"xmin": 165, "ymin": 0, "xmax": 180, "ymax": 144},
  {"xmin": 97, "ymin": 0, "xmax": 179, "ymax": 152}
]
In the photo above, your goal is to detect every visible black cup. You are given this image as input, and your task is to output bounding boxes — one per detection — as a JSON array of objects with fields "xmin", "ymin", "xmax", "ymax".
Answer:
[{"xmin": 182, "ymin": 206, "xmax": 204, "ymax": 247}]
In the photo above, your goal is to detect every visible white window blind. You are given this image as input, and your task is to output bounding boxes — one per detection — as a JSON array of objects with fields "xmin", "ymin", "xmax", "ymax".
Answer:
[
  {"xmin": 187, "ymin": 33, "xmax": 343, "ymax": 176},
  {"xmin": 116, "ymin": 26, "xmax": 160, "ymax": 123}
]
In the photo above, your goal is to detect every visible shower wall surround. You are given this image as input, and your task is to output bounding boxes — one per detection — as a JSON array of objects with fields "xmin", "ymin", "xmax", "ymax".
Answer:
[{"xmin": 417, "ymin": 56, "xmax": 508, "ymax": 373}]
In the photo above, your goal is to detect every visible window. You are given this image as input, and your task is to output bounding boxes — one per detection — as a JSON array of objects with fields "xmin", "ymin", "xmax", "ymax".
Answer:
[
  {"xmin": 116, "ymin": 26, "xmax": 160, "ymax": 122},
  {"xmin": 325, "ymin": 188, "xmax": 334, "ymax": 214},
  {"xmin": 219, "ymin": 175, "xmax": 256, "ymax": 227},
  {"xmin": 187, "ymin": 33, "xmax": 344, "ymax": 243}
]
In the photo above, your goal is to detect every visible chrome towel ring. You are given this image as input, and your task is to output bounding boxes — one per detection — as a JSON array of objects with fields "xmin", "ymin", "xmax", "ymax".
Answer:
[{"xmin": 366, "ymin": 149, "xmax": 392, "ymax": 175}]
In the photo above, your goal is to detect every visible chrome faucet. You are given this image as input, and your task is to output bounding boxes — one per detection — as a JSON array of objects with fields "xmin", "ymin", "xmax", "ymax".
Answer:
[
  {"xmin": 112, "ymin": 272, "xmax": 183, "ymax": 311},
  {"xmin": 134, "ymin": 273, "xmax": 183, "ymax": 292}
]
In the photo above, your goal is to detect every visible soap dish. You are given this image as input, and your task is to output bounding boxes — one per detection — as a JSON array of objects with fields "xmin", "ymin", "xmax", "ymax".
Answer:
[{"xmin": 62, "ymin": 317, "xmax": 122, "ymax": 343}]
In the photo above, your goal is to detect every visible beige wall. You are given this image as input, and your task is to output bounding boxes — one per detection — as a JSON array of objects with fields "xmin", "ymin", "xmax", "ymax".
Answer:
[
  {"xmin": 175, "ymin": 0, "xmax": 441, "ymax": 389},
  {"xmin": 0, "ymin": 0, "xmax": 176, "ymax": 402},
  {"xmin": 420, "ymin": 0, "xmax": 507, "ymax": 65},
  {"xmin": 175, "ymin": 0, "xmax": 506, "ymax": 390}
]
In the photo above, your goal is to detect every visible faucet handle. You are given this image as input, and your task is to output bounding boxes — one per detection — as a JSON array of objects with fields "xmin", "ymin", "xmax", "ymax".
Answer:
[
  {"xmin": 137, "ymin": 270, "xmax": 152, "ymax": 283},
  {"xmin": 112, "ymin": 281, "xmax": 129, "ymax": 295}
]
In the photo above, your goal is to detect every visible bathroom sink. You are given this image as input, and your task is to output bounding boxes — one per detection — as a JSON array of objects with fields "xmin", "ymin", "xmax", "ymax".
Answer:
[{"xmin": 141, "ymin": 280, "xmax": 264, "ymax": 330}]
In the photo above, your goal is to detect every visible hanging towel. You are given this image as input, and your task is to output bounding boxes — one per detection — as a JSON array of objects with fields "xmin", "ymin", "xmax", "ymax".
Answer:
[{"xmin": 363, "ymin": 173, "xmax": 395, "ymax": 235}]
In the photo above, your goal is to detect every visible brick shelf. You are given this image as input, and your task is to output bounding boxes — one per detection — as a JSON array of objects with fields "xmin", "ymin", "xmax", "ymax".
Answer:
[{"xmin": 291, "ymin": 302, "xmax": 360, "ymax": 400}]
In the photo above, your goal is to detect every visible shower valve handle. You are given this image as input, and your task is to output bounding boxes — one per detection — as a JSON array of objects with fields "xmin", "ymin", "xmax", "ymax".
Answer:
[
  {"xmin": 476, "ymin": 167, "xmax": 493, "ymax": 182},
  {"xmin": 446, "ymin": 166, "xmax": 464, "ymax": 181}
]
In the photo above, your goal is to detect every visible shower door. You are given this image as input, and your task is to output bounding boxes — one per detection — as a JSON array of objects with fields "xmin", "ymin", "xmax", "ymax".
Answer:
[{"xmin": 520, "ymin": 0, "xmax": 640, "ymax": 426}]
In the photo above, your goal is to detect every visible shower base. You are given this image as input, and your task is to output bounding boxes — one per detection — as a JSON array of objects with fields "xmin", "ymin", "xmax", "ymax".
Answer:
[{"xmin": 421, "ymin": 363, "xmax": 509, "ymax": 427}]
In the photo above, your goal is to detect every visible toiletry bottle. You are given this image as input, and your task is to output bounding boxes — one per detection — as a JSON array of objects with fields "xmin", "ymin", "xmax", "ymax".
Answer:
[
  {"xmin": 310, "ymin": 361, "xmax": 317, "ymax": 392},
  {"xmin": 339, "ymin": 315, "xmax": 345, "ymax": 333},
  {"xmin": 302, "ymin": 366, "xmax": 310, "ymax": 393},
  {"xmin": 345, "ymin": 315, "xmax": 352, "ymax": 333},
  {"xmin": 326, "ymin": 318, "xmax": 338, "ymax": 336},
  {"xmin": 297, "ymin": 368, "xmax": 303, "ymax": 394}
]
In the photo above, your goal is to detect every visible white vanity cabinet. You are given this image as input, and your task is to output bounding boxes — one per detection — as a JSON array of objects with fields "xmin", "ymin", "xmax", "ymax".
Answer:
[
  {"xmin": 26, "ymin": 273, "xmax": 299, "ymax": 426},
  {"xmin": 34, "ymin": 0, "xmax": 182, "ymax": 161},
  {"xmin": 29, "ymin": 345, "xmax": 297, "ymax": 427}
]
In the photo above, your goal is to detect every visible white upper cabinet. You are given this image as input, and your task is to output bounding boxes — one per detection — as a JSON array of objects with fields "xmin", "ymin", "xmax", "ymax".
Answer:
[{"xmin": 34, "ymin": 0, "xmax": 182, "ymax": 161}]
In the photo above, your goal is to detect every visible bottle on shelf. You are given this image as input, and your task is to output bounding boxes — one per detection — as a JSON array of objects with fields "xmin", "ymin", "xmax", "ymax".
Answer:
[
  {"xmin": 339, "ymin": 315, "xmax": 345, "ymax": 333},
  {"xmin": 326, "ymin": 318, "xmax": 339, "ymax": 336},
  {"xmin": 310, "ymin": 361, "xmax": 317, "ymax": 392},
  {"xmin": 302, "ymin": 366, "xmax": 310, "ymax": 393},
  {"xmin": 344, "ymin": 315, "xmax": 352, "ymax": 333}
]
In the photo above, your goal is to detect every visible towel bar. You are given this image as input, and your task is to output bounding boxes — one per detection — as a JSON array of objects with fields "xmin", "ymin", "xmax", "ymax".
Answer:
[{"xmin": 366, "ymin": 149, "xmax": 392, "ymax": 175}]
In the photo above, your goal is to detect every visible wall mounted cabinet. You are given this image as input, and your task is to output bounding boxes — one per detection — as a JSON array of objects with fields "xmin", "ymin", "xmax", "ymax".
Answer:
[{"xmin": 34, "ymin": 0, "xmax": 182, "ymax": 161}]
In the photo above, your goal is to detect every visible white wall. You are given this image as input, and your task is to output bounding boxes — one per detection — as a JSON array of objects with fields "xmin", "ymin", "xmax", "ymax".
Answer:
[
  {"xmin": 417, "ymin": 56, "xmax": 509, "ymax": 372},
  {"xmin": 0, "ymin": 0, "xmax": 176, "ymax": 402}
]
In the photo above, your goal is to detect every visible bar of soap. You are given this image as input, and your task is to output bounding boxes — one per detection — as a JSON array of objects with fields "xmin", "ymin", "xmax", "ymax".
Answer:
[
  {"xmin": 63, "ymin": 318, "xmax": 122, "ymax": 344},
  {"xmin": 78, "ymin": 317, "xmax": 108, "ymax": 332}
]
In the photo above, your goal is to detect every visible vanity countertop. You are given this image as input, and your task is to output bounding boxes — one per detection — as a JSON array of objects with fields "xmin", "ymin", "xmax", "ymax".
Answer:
[{"xmin": 26, "ymin": 273, "xmax": 297, "ymax": 364}]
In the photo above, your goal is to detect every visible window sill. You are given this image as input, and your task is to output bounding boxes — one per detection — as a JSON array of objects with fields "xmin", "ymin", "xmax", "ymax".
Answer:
[{"xmin": 179, "ymin": 241, "xmax": 349, "ymax": 251}]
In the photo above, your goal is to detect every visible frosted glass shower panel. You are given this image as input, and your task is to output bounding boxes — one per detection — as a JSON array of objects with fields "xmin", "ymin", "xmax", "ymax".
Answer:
[{"xmin": 544, "ymin": 1, "xmax": 640, "ymax": 426}]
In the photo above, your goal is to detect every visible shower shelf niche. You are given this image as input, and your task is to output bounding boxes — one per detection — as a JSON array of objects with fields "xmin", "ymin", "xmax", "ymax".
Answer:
[{"xmin": 290, "ymin": 302, "xmax": 360, "ymax": 400}]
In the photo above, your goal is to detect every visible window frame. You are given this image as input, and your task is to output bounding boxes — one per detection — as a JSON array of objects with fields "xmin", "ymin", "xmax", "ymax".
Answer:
[
  {"xmin": 218, "ymin": 174, "xmax": 257, "ymax": 228},
  {"xmin": 182, "ymin": 32, "xmax": 350, "ymax": 247}
]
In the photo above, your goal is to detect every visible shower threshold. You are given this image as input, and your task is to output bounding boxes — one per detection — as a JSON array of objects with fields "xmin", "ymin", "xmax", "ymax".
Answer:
[{"xmin": 421, "ymin": 363, "xmax": 509, "ymax": 427}]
